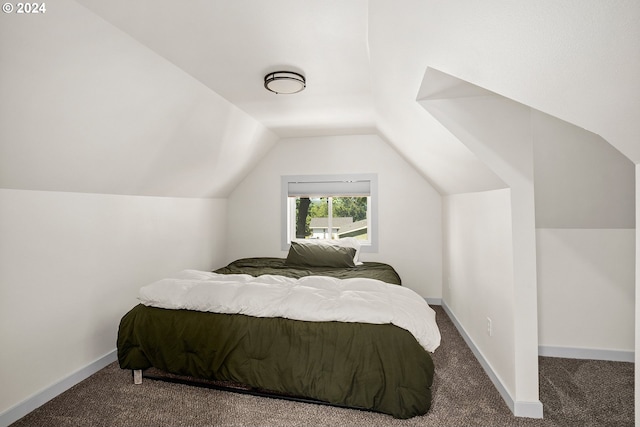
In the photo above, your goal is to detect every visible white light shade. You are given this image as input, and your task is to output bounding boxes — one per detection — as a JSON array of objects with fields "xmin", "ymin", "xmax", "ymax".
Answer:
[{"xmin": 264, "ymin": 71, "xmax": 306, "ymax": 94}]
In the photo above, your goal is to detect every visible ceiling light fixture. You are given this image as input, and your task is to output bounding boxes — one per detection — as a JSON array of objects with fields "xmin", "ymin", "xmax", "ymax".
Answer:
[{"xmin": 264, "ymin": 71, "xmax": 306, "ymax": 94}]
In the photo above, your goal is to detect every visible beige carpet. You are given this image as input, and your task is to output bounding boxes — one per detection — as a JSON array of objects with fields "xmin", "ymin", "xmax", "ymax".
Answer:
[{"xmin": 11, "ymin": 306, "xmax": 634, "ymax": 426}]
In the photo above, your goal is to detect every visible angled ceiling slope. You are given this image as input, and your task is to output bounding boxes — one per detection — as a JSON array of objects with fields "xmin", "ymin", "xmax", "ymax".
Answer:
[
  {"xmin": 419, "ymin": 68, "xmax": 635, "ymax": 229},
  {"xmin": 4, "ymin": 0, "xmax": 636, "ymax": 199},
  {"xmin": 76, "ymin": 0, "xmax": 512, "ymax": 196},
  {"xmin": 0, "ymin": 0, "xmax": 278, "ymax": 198},
  {"xmin": 410, "ymin": 0, "xmax": 640, "ymax": 164}
]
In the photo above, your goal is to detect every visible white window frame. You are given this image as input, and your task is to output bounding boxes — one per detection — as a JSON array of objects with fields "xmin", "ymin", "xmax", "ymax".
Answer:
[{"xmin": 281, "ymin": 174, "xmax": 378, "ymax": 252}]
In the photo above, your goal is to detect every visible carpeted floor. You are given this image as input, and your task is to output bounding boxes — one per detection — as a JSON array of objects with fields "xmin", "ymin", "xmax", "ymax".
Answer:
[{"xmin": 10, "ymin": 306, "xmax": 634, "ymax": 426}]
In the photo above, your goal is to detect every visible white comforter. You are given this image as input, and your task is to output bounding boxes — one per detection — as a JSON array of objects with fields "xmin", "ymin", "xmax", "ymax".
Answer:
[{"xmin": 139, "ymin": 270, "xmax": 441, "ymax": 353}]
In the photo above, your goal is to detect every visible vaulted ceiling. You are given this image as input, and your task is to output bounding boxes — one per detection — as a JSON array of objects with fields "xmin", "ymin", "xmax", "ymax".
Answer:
[{"xmin": 1, "ymin": 0, "xmax": 638, "ymax": 197}]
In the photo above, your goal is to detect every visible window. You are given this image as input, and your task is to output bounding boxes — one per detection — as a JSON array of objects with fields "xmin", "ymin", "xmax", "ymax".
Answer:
[{"xmin": 281, "ymin": 174, "xmax": 378, "ymax": 252}]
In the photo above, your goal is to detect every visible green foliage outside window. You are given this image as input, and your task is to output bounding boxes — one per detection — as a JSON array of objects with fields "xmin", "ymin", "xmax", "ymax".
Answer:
[{"xmin": 295, "ymin": 196, "xmax": 368, "ymax": 238}]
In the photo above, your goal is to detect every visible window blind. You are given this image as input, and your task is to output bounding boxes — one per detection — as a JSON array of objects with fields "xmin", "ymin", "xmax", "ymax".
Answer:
[{"xmin": 287, "ymin": 180, "xmax": 371, "ymax": 197}]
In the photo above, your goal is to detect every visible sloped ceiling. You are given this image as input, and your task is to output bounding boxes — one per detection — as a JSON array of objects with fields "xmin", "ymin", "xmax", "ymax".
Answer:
[
  {"xmin": 1, "ymin": 0, "xmax": 638, "ymax": 198},
  {"xmin": 0, "ymin": 0, "xmax": 279, "ymax": 198},
  {"xmin": 410, "ymin": 0, "xmax": 640, "ymax": 164},
  {"xmin": 418, "ymin": 68, "xmax": 635, "ymax": 228}
]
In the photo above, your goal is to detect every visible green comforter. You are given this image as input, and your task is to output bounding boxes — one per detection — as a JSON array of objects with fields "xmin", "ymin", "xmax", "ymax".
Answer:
[
  {"xmin": 214, "ymin": 257, "xmax": 402, "ymax": 284},
  {"xmin": 117, "ymin": 258, "xmax": 434, "ymax": 419}
]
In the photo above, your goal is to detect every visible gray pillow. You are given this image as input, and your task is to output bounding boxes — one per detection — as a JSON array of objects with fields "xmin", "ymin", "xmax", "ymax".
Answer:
[{"xmin": 285, "ymin": 241, "xmax": 357, "ymax": 268}]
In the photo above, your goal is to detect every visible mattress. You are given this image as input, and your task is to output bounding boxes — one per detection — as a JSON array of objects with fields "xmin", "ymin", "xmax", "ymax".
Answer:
[{"xmin": 117, "ymin": 257, "xmax": 438, "ymax": 419}]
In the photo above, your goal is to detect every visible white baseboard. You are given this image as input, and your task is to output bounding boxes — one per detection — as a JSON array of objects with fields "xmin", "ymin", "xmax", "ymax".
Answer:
[
  {"xmin": 425, "ymin": 297, "xmax": 442, "ymax": 306},
  {"xmin": 441, "ymin": 302, "xmax": 543, "ymax": 419},
  {"xmin": 514, "ymin": 400, "xmax": 545, "ymax": 418},
  {"xmin": 539, "ymin": 345, "xmax": 634, "ymax": 362},
  {"xmin": 0, "ymin": 349, "xmax": 117, "ymax": 427}
]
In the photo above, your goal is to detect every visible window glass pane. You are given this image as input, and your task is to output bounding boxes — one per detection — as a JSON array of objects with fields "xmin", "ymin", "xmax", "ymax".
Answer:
[
  {"xmin": 332, "ymin": 196, "xmax": 369, "ymax": 241},
  {"xmin": 294, "ymin": 197, "xmax": 328, "ymax": 239}
]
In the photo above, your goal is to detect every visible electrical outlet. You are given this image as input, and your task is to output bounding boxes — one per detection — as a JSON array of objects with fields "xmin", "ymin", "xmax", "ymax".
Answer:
[{"xmin": 487, "ymin": 317, "xmax": 492, "ymax": 337}]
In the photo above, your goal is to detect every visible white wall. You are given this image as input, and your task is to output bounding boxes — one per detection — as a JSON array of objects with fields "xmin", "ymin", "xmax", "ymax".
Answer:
[
  {"xmin": 532, "ymin": 111, "xmax": 635, "ymax": 229},
  {"xmin": 421, "ymin": 89, "xmax": 541, "ymax": 416},
  {"xmin": 421, "ymin": 71, "xmax": 636, "ymax": 417},
  {"xmin": 532, "ymin": 110, "xmax": 635, "ymax": 357},
  {"xmin": 1, "ymin": 1, "xmax": 268, "ymax": 421},
  {"xmin": 443, "ymin": 189, "xmax": 516, "ymax": 394},
  {"xmin": 226, "ymin": 134, "xmax": 442, "ymax": 298},
  {"xmin": 0, "ymin": 189, "xmax": 227, "ymax": 416},
  {"xmin": 537, "ymin": 228, "xmax": 634, "ymax": 353}
]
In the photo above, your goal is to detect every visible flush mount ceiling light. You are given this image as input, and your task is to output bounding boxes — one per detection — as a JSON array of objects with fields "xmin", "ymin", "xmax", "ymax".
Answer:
[{"xmin": 264, "ymin": 71, "xmax": 306, "ymax": 94}]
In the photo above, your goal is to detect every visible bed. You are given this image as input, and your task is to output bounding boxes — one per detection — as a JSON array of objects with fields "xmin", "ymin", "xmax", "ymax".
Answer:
[{"xmin": 117, "ymin": 240, "xmax": 441, "ymax": 419}]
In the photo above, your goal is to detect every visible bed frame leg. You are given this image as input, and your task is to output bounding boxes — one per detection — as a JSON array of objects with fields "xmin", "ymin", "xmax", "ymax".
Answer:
[{"xmin": 133, "ymin": 369, "xmax": 143, "ymax": 385}]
